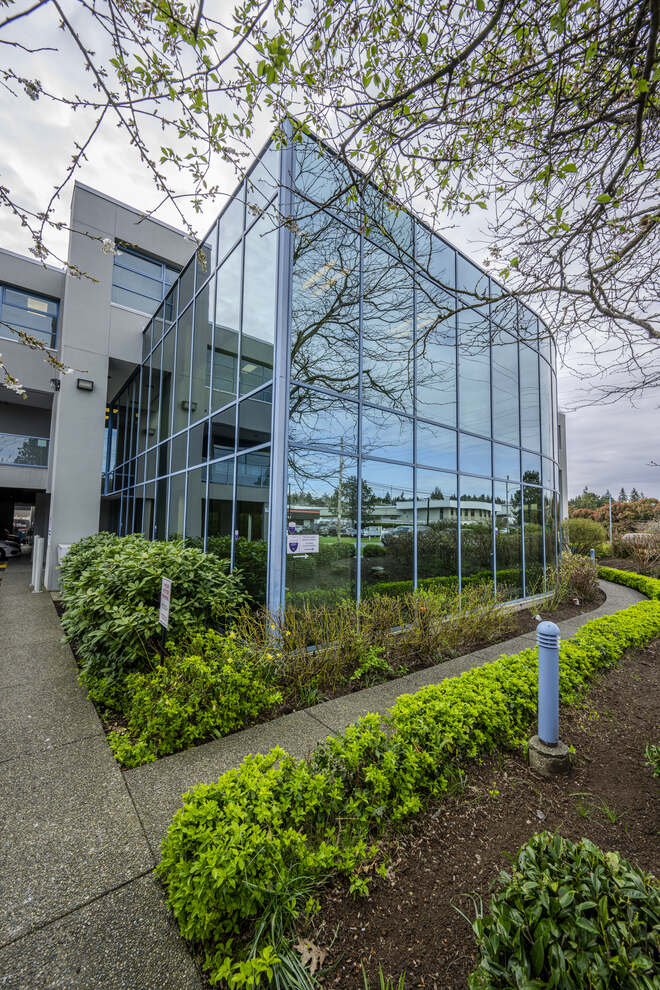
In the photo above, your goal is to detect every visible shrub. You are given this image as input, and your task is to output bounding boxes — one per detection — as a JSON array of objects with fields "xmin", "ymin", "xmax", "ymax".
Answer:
[
  {"xmin": 363, "ymin": 542, "xmax": 387, "ymax": 558},
  {"xmin": 548, "ymin": 552, "xmax": 599, "ymax": 607},
  {"xmin": 107, "ymin": 630, "xmax": 282, "ymax": 767},
  {"xmin": 61, "ymin": 535, "xmax": 246, "ymax": 684},
  {"xmin": 598, "ymin": 566, "xmax": 660, "ymax": 600},
  {"xmin": 159, "ymin": 597, "xmax": 660, "ymax": 987},
  {"xmin": 567, "ymin": 518, "xmax": 607, "ymax": 554},
  {"xmin": 59, "ymin": 531, "xmax": 119, "ymax": 596},
  {"xmin": 469, "ymin": 832, "xmax": 660, "ymax": 990}
]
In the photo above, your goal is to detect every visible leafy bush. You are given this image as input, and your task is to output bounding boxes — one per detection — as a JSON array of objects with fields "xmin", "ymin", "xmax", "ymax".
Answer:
[
  {"xmin": 363, "ymin": 542, "xmax": 387, "ymax": 558},
  {"xmin": 61, "ymin": 535, "xmax": 246, "ymax": 683},
  {"xmin": 469, "ymin": 832, "xmax": 660, "ymax": 990},
  {"xmin": 567, "ymin": 518, "xmax": 607, "ymax": 554},
  {"xmin": 598, "ymin": 566, "xmax": 660, "ymax": 600},
  {"xmin": 548, "ymin": 552, "xmax": 599, "ymax": 607},
  {"xmin": 107, "ymin": 631, "xmax": 282, "ymax": 767},
  {"xmin": 159, "ymin": 597, "xmax": 660, "ymax": 987},
  {"xmin": 59, "ymin": 531, "xmax": 119, "ymax": 596},
  {"xmin": 207, "ymin": 536, "xmax": 268, "ymax": 605}
]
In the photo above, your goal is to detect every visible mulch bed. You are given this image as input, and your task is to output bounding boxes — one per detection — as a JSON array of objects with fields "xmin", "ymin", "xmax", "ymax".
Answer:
[{"xmin": 317, "ymin": 637, "xmax": 660, "ymax": 989}]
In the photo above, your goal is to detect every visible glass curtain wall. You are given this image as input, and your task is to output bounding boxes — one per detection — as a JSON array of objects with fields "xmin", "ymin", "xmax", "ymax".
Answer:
[
  {"xmin": 283, "ymin": 132, "xmax": 559, "ymax": 608},
  {"xmin": 105, "ymin": 129, "xmax": 559, "ymax": 610}
]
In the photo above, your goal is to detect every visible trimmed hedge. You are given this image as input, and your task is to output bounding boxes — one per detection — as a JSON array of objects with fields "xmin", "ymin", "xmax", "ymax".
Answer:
[
  {"xmin": 362, "ymin": 568, "xmax": 524, "ymax": 600},
  {"xmin": 599, "ymin": 565, "xmax": 660, "ymax": 600},
  {"xmin": 158, "ymin": 596, "xmax": 660, "ymax": 987}
]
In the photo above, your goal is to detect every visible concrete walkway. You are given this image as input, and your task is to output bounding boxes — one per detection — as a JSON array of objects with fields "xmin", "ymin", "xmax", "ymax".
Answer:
[
  {"xmin": 0, "ymin": 558, "xmax": 644, "ymax": 988},
  {"xmin": 0, "ymin": 559, "xmax": 202, "ymax": 990}
]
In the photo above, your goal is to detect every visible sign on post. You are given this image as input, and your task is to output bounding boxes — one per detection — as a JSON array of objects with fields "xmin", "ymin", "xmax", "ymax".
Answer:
[
  {"xmin": 286, "ymin": 534, "xmax": 319, "ymax": 555},
  {"xmin": 159, "ymin": 577, "xmax": 172, "ymax": 628}
]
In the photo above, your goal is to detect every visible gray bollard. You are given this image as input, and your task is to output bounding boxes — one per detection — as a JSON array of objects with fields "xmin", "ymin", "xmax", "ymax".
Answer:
[{"xmin": 529, "ymin": 619, "xmax": 571, "ymax": 776}]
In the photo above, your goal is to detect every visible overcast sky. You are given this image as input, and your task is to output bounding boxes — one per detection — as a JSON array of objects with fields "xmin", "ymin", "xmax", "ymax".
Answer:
[{"xmin": 1, "ymin": 2, "xmax": 658, "ymax": 500}]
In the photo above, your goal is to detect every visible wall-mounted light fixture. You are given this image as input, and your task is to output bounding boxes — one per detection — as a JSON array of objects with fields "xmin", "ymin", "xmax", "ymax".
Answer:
[{"xmin": 77, "ymin": 378, "xmax": 94, "ymax": 392}]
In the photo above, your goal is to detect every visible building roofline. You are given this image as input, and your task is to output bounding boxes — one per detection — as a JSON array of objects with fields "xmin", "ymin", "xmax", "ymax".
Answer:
[
  {"xmin": 0, "ymin": 245, "xmax": 64, "ymax": 277},
  {"xmin": 73, "ymin": 181, "xmax": 189, "ymax": 238}
]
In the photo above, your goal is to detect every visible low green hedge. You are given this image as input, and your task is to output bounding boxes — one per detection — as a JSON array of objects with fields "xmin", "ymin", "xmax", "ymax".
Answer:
[
  {"xmin": 158, "ymin": 596, "xmax": 660, "ymax": 987},
  {"xmin": 362, "ymin": 568, "xmax": 524, "ymax": 600},
  {"xmin": 469, "ymin": 832, "xmax": 660, "ymax": 989},
  {"xmin": 599, "ymin": 565, "xmax": 660, "ymax": 600}
]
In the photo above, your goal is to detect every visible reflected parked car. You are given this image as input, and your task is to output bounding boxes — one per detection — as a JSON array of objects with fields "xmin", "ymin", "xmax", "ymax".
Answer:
[{"xmin": 0, "ymin": 540, "xmax": 21, "ymax": 558}]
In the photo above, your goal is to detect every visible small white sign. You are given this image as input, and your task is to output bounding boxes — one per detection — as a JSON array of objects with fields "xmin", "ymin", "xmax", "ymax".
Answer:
[
  {"xmin": 286, "ymin": 534, "xmax": 319, "ymax": 555},
  {"xmin": 159, "ymin": 577, "xmax": 172, "ymax": 628}
]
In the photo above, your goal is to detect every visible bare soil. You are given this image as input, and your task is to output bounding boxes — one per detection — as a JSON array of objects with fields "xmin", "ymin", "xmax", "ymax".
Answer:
[{"xmin": 317, "ymin": 638, "xmax": 660, "ymax": 989}]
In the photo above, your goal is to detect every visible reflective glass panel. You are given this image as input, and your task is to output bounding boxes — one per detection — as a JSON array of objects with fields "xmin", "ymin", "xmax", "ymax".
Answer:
[
  {"xmin": 291, "ymin": 205, "xmax": 360, "ymax": 393},
  {"xmin": 362, "ymin": 242, "xmax": 414, "ymax": 410},
  {"xmin": 289, "ymin": 387, "xmax": 358, "ymax": 454},
  {"xmin": 458, "ymin": 310, "xmax": 491, "ymax": 435},
  {"xmin": 173, "ymin": 304, "xmax": 193, "ymax": 433},
  {"xmin": 188, "ymin": 419, "xmax": 209, "ymax": 467},
  {"xmin": 240, "ymin": 212, "xmax": 277, "ymax": 394},
  {"xmin": 361, "ymin": 461, "xmax": 414, "ymax": 596},
  {"xmin": 414, "ymin": 224, "xmax": 455, "ymax": 290},
  {"xmin": 159, "ymin": 329, "xmax": 175, "ymax": 441},
  {"xmin": 154, "ymin": 477, "xmax": 168, "ymax": 539},
  {"xmin": 171, "ymin": 431, "xmax": 187, "ymax": 473},
  {"xmin": 540, "ymin": 357, "xmax": 553, "ymax": 457},
  {"xmin": 206, "ymin": 457, "xmax": 234, "ymax": 559},
  {"xmin": 219, "ymin": 182, "xmax": 244, "ymax": 259},
  {"xmin": 416, "ymin": 468, "xmax": 458, "ymax": 587},
  {"xmin": 492, "ymin": 329, "xmax": 519, "ymax": 446},
  {"xmin": 523, "ymin": 485, "xmax": 544, "ymax": 594},
  {"xmin": 294, "ymin": 134, "xmax": 360, "ymax": 227},
  {"xmin": 168, "ymin": 473, "xmax": 186, "ymax": 540},
  {"xmin": 235, "ymin": 449, "xmax": 270, "ymax": 605},
  {"xmin": 362, "ymin": 183, "xmax": 413, "ymax": 261},
  {"xmin": 522, "ymin": 450, "xmax": 541, "ymax": 486},
  {"xmin": 362, "ymin": 406, "xmax": 413, "ymax": 462},
  {"xmin": 417, "ymin": 421, "xmax": 457, "ymax": 471},
  {"xmin": 460, "ymin": 476, "xmax": 493, "ymax": 583},
  {"xmin": 544, "ymin": 489, "xmax": 557, "ymax": 576},
  {"xmin": 179, "ymin": 258, "xmax": 195, "ymax": 313},
  {"xmin": 185, "ymin": 467, "xmax": 206, "ymax": 546},
  {"xmin": 286, "ymin": 448, "xmax": 358, "ymax": 607},
  {"xmin": 190, "ymin": 276, "xmax": 213, "ymax": 421},
  {"xmin": 494, "ymin": 479, "xmax": 523, "ymax": 599},
  {"xmin": 493, "ymin": 442, "xmax": 520, "ymax": 482},
  {"xmin": 210, "ymin": 406, "xmax": 235, "ymax": 461},
  {"xmin": 520, "ymin": 344, "xmax": 541, "ymax": 452},
  {"xmin": 415, "ymin": 278, "xmax": 457, "ymax": 427},
  {"xmin": 237, "ymin": 388, "xmax": 272, "ymax": 450},
  {"xmin": 246, "ymin": 142, "xmax": 280, "ymax": 210},
  {"xmin": 459, "ymin": 433, "xmax": 491, "ymax": 476}
]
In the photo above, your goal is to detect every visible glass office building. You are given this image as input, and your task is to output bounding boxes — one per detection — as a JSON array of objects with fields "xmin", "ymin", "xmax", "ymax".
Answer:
[{"xmin": 103, "ymin": 129, "xmax": 560, "ymax": 611}]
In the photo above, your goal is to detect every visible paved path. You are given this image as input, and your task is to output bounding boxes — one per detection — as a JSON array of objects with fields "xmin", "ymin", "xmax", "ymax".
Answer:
[
  {"xmin": 0, "ymin": 559, "xmax": 644, "ymax": 988},
  {"xmin": 0, "ymin": 559, "xmax": 202, "ymax": 990}
]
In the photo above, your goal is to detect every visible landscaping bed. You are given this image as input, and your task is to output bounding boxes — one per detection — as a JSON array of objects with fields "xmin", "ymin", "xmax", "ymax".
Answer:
[{"xmin": 318, "ymin": 635, "xmax": 660, "ymax": 989}]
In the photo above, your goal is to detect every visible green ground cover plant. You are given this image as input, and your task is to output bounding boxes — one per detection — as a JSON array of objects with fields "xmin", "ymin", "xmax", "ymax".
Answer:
[
  {"xmin": 598, "ymin": 566, "xmax": 660, "ymax": 600},
  {"xmin": 107, "ymin": 631, "xmax": 282, "ymax": 767},
  {"xmin": 468, "ymin": 832, "xmax": 660, "ymax": 990},
  {"xmin": 60, "ymin": 535, "xmax": 246, "ymax": 692},
  {"xmin": 158, "ymin": 595, "xmax": 660, "ymax": 988}
]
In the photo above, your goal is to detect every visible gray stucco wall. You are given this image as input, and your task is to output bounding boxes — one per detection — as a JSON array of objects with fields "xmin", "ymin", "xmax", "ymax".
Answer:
[{"xmin": 43, "ymin": 183, "xmax": 191, "ymax": 587}]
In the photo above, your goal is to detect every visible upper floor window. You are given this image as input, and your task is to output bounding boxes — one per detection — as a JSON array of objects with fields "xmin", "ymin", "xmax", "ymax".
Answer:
[
  {"xmin": 0, "ymin": 284, "xmax": 59, "ymax": 348},
  {"xmin": 111, "ymin": 244, "xmax": 180, "ymax": 314}
]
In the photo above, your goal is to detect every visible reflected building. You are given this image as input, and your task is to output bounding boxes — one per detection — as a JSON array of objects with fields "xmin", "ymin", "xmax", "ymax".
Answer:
[{"xmin": 104, "ymin": 128, "xmax": 563, "ymax": 609}]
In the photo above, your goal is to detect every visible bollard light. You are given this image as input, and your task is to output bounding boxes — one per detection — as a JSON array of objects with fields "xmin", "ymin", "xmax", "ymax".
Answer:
[
  {"xmin": 529, "ymin": 619, "xmax": 571, "ymax": 776},
  {"xmin": 537, "ymin": 620, "xmax": 561, "ymax": 746},
  {"xmin": 590, "ymin": 547, "xmax": 595, "ymax": 562}
]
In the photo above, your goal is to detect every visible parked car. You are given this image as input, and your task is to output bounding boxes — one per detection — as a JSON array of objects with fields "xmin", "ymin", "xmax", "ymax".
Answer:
[
  {"xmin": 0, "ymin": 540, "xmax": 21, "ymax": 558},
  {"xmin": 381, "ymin": 525, "xmax": 430, "ymax": 546}
]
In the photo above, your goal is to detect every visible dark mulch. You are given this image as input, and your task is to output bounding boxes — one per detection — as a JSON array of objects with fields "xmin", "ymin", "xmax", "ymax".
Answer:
[
  {"xmin": 317, "ymin": 638, "xmax": 660, "ymax": 989},
  {"xmin": 600, "ymin": 556, "xmax": 660, "ymax": 579}
]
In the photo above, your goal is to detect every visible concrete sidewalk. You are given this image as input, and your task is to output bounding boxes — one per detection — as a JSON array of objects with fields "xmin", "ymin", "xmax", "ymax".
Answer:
[
  {"xmin": 0, "ymin": 559, "xmax": 644, "ymax": 988},
  {"xmin": 0, "ymin": 558, "xmax": 202, "ymax": 990}
]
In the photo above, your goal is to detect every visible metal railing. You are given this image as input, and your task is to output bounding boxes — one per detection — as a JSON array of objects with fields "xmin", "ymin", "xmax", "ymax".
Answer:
[{"xmin": 0, "ymin": 432, "xmax": 49, "ymax": 468}]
